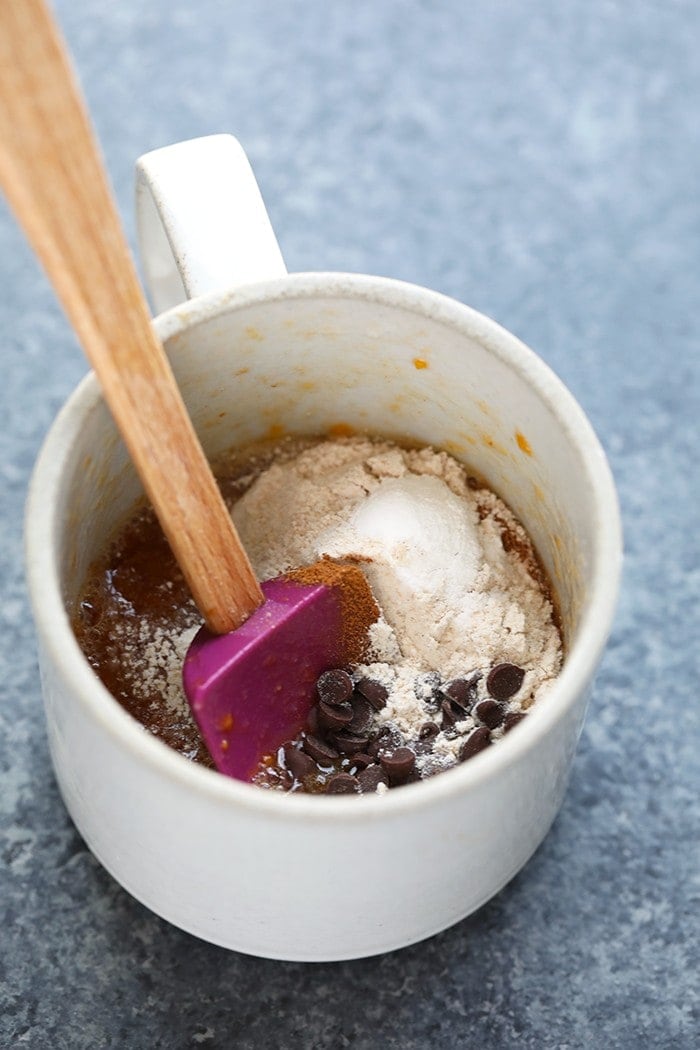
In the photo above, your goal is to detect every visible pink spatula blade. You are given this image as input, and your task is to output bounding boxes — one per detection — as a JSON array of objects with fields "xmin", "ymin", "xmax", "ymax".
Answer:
[{"xmin": 183, "ymin": 578, "xmax": 346, "ymax": 781}]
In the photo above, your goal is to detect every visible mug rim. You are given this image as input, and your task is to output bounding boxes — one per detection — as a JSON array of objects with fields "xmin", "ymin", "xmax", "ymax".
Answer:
[{"xmin": 25, "ymin": 271, "xmax": 623, "ymax": 822}]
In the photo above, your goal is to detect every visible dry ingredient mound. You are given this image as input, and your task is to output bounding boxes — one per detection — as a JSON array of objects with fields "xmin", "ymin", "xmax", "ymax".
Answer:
[
  {"xmin": 73, "ymin": 434, "xmax": 562, "ymax": 791},
  {"xmin": 230, "ymin": 436, "xmax": 562, "ymax": 784},
  {"xmin": 232, "ymin": 438, "xmax": 559, "ymax": 676}
]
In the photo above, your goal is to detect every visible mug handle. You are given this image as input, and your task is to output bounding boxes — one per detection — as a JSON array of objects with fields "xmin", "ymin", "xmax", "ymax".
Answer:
[{"xmin": 136, "ymin": 134, "xmax": 287, "ymax": 314}]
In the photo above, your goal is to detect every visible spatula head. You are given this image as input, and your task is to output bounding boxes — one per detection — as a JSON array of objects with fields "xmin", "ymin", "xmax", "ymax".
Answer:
[{"xmin": 183, "ymin": 577, "xmax": 352, "ymax": 781}]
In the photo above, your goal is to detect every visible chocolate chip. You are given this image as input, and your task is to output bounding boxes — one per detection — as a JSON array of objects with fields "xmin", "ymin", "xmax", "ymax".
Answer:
[
  {"xmin": 326, "ymin": 772, "xmax": 360, "ymax": 794},
  {"xmin": 367, "ymin": 725, "xmax": 402, "ymax": 758},
  {"xmin": 317, "ymin": 668, "xmax": 354, "ymax": 706},
  {"xmin": 503, "ymin": 710, "xmax": 526, "ymax": 733},
  {"xmin": 418, "ymin": 721, "xmax": 440, "ymax": 742},
  {"xmin": 380, "ymin": 747, "xmax": 416, "ymax": 785},
  {"xmin": 486, "ymin": 663, "xmax": 525, "ymax": 701},
  {"xmin": 357, "ymin": 764, "xmax": 389, "ymax": 793},
  {"xmin": 474, "ymin": 699, "xmax": 506, "ymax": 729},
  {"xmin": 317, "ymin": 700, "xmax": 353, "ymax": 733},
  {"xmin": 366, "ymin": 736, "xmax": 383, "ymax": 759},
  {"xmin": 302, "ymin": 734, "xmax": 339, "ymax": 764},
  {"xmin": 349, "ymin": 695, "xmax": 373, "ymax": 734},
  {"xmin": 354, "ymin": 677, "xmax": 389, "ymax": 711},
  {"xmin": 458, "ymin": 726, "xmax": 491, "ymax": 761},
  {"xmin": 332, "ymin": 730, "xmax": 371, "ymax": 755},
  {"xmin": 283, "ymin": 744, "xmax": 317, "ymax": 781},
  {"xmin": 441, "ymin": 678, "xmax": 470, "ymax": 706},
  {"xmin": 414, "ymin": 671, "xmax": 442, "ymax": 706},
  {"xmin": 414, "ymin": 725, "xmax": 439, "ymax": 756},
  {"xmin": 440, "ymin": 697, "xmax": 468, "ymax": 730},
  {"xmin": 349, "ymin": 752, "xmax": 373, "ymax": 771}
]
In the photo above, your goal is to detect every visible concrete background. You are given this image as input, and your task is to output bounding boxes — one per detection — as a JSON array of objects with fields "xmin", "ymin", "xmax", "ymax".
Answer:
[{"xmin": 1, "ymin": 1, "xmax": 697, "ymax": 1046}]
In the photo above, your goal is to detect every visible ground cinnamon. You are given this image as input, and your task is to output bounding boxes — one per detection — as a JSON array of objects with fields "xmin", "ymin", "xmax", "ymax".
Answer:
[{"xmin": 284, "ymin": 558, "xmax": 379, "ymax": 663}]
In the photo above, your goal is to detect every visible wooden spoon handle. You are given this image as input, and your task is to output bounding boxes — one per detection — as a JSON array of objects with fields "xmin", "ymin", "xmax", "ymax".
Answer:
[{"xmin": 0, "ymin": 0, "xmax": 263, "ymax": 633}]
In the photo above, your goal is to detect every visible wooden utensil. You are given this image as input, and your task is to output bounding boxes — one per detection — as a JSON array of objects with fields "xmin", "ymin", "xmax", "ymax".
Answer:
[{"xmin": 0, "ymin": 0, "xmax": 376, "ymax": 781}]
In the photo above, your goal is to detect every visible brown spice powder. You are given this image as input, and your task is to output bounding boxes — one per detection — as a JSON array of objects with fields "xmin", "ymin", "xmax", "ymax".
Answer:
[{"xmin": 285, "ymin": 558, "xmax": 379, "ymax": 663}]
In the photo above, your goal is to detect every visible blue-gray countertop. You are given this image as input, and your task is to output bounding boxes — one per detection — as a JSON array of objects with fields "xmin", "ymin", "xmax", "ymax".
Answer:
[{"xmin": 1, "ymin": 2, "xmax": 697, "ymax": 1047}]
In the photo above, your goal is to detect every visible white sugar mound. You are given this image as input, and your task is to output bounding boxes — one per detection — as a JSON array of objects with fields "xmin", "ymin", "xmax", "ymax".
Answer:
[{"xmin": 319, "ymin": 474, "xmax": 482, "ymax": 665}]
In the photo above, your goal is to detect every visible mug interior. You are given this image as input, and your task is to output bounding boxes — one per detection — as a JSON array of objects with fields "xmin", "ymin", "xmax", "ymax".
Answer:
[{"xmin": 40, "ymin": 273, "xmax": 620, "ymax": 775}]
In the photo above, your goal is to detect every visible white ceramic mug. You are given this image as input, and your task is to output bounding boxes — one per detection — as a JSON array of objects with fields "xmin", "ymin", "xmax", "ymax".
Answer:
[{"xmin": 25, "ymin": 135, "xmax": 622, "ymax": 961}]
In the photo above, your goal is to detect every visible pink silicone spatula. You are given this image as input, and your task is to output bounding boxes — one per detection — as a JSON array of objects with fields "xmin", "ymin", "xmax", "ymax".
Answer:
[{"xmin": 0, "ymin": 0, "xmax": 373, "ymax": 781}]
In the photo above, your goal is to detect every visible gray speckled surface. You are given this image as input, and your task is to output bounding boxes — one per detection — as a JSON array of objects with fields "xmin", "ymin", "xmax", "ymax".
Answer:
[{"xmin": 1, "ymin": 1, "xmax": 698, "ymax": 1047}]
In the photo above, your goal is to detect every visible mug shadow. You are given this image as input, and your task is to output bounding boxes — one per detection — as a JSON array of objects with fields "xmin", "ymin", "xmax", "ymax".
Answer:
[
  {"xmin": 13, "ymin": 735, "xmax": 577, "ymax": 1050},
  {"xmin": 73, "ymin": 820, "xmax": 560, "ymax": 1050}
]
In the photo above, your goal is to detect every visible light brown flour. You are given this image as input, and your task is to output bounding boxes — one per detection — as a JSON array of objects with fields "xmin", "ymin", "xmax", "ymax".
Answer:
[{"xmin": 230, "ymin": 437, "xmax": 561, "ymax": 774}]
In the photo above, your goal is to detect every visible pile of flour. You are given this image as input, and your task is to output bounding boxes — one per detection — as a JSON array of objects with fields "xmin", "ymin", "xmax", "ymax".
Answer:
[{"xmin": 230, "ymin": 437, "xmax": 561, "ymax": 761}]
